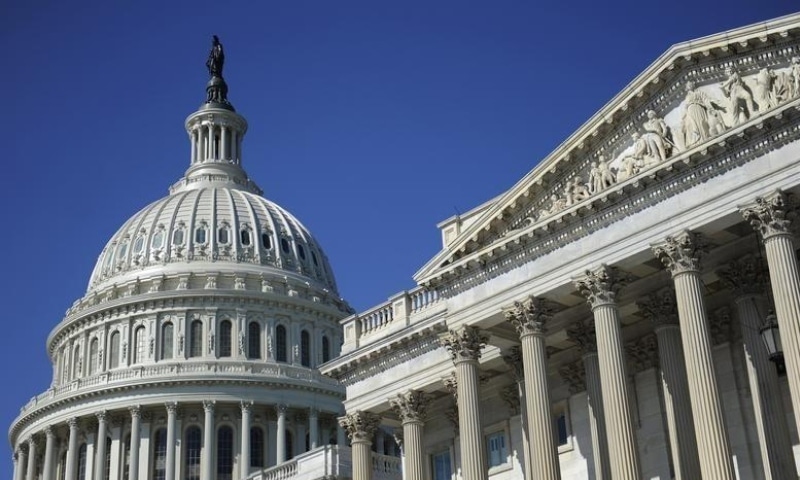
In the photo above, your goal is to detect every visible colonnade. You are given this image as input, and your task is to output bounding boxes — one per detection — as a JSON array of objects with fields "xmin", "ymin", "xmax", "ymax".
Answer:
[
  {"xmin": 189, "ymin": 122, "xmax": 243, "ymax": 165},
  {"xmin": 12, "ymin": 401, "xmax": 344, "ymax": 480},
  {"xmin": 340, "ymin": 190, "xmax": 800, "ymax": 480}
]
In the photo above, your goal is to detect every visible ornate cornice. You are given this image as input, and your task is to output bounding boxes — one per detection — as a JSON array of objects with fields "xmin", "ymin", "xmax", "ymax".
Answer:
[
  {"xmin": 389, "ymin": 390, "xmax": 431, "ymax": 424},
  {"xmin": 636, "ymin": 289, "xmax": 679, "ymax": 328},
  {"xmin": 338, "ymin": 411, "xmax": 381, "ymax": 443},
  {"xmin": 740, "ymin": 190, "xmax": 799, "ymax": 240},
  {"xmin": 503, "ymin": 296, "xmax": 554, "ymax": 337},
  {"xmin": 573, "ymin": 265, "xmax": 632, "ymax": 308},
  {"xmin": 441, "ymin": 327, "xmax": 488, "ymax": 363},
  {"xmin": 652, "ymin": 230, "xmax": 709, "ymax": 276},
  {"xmin": 717, "ymin": 255, "xmax": 766, "ymax": 297}
]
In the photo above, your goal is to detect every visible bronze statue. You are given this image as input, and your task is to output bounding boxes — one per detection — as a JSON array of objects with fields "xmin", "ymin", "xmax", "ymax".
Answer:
[
  {"xmin": 206, "ymin": 35, "xmax": 225, "ymax": 78},
  {"xmin": 204, "ymin": 35, "xmax": 232, "ymax": 108}
]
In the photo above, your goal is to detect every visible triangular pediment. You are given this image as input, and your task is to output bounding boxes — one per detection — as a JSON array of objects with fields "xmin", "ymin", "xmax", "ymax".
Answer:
[{"xmin": 415, "ymin": 13, "xmax": 800, "ymax": 288}]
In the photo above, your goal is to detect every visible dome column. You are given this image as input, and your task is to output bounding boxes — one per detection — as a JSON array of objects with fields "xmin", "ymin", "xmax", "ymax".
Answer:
[
  {"xmin": 25, "ymin": 437, "xmax": 37, "ymax": 480},
  {"xmin": 14, "ymin": 445, "xmax": 26, "ymax": 480},
  {"xmin": 94, "ymin": 411, "xmax": 108, "ymax": 480},
  {"xmin": 128, "ymin": 406, "xmax": 142, "ymax": 480},
  {"xmin": 63, "ymin": 419, "xmax": 79, "ymax": 480},
  {"xmin": 202, "ymin": 401, "xmax": 215, "ymax": 480},
  {"xmin": 339, "ymin": 411, "xmax": 381, "ymax": 480},
  {"xmin": 309, "ymin": 408, "xmax": 319, "ymax": 449},
  {"xmin": 276, "ymin": 404, "xmax": 287, "ymax": 464},
  {"xmin": 240, "ymin": 401, "xmax": 252, "ymax": 478},
  {"xmin": 165, "ymin": 402, "xmax": 178, "ymax": 480}
]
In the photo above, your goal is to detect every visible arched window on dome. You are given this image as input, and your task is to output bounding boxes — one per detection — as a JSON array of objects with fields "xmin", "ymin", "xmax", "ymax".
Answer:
[
  {"xmin": 72, "ymin": 344, "xmax": 81, "ymax": 380},
  {"xmin": 152, "ymin": 226, "xmax": 165, "ymax": 250},
  {"xmin": 133, "ymin": 234, "xmax": 146, "ymax": 256},
  {"xmin": 311, "ymin": 251, "xmax": 319, "ymax": 267},
  {"xmin": 297, "ymin": 244, "xmax": 306, "ymax": 261},
  {"xmin": 217, "ymin": 426, "xmax": 234, "ymax": 480},
  {"xmin": 219, "ymin": 320, "xmax": 232, "ymax": 358},
  {"xmin": 300, "ymin": 330, "xmax": 311, "ymax": 367},
  {"xmin": 185, "ymin": 426, "xmax": 202, "ymax": 480},
  {"xmin": 322, "ymin": 336, "xmax": 331, "ymax": 363},
  {"xmin": 218, "ymin": 225, "xmax": 230, "ymax": 245},
  {"xmin": 195, "ymin": 224, "xmax": 208, "ymax": 244},
  {"xmin": 133, "ymin": 326, "xmax": 146, "ymax": 364},
  {"xmin": 190, "ymin": 320, "xmax": 203, "ymax": 358},
  {"xmin": 103, "ymin": 245, "xmax": 115, "ymax": 274},
  {"xmin": 276, "ymin": 325, "xmax": 287, "ymax": 362},
  {"xmin": 109, "ymin": 332, "xmax": 120, "ymax": 369},
  {"xmin": 250, "ymin": 426, "xmax": 264, "ymax": 468},
  {"xmin": 116, "ymin": 239, "xmax": 129, "ymax": 263},
  {"xmin": 240, "ymin": 229, "xmax": 251, "ymax": 246},
  {"xmin": 172, "ymin": 224, "xmax": 185, "ymax": 246},
  {"xmin": 261, "ymin": 231, "xmax": 272, "ymax": 250},
  {"xmin": 280, "ymin": 238, "xmax": 290, "ymax": 254},
  {"xmin": 88, "ymin": 338, "xmax": 99, "ymax": 375},
  {"xmin": 152, "ymin": 428, "xmax": 167, "ymax": 480},
  {"xmin": 247, "ymin": 322, "xmax": 261, "ymax": 359},
  {"xmin": 161, "ymin": 322, "xmax": 174, "ymax": 360}
]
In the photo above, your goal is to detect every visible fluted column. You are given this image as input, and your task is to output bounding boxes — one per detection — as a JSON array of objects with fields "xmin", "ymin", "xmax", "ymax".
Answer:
[
  {"xmin": 276, "ymin": 405, "xmax": 287, "ymax": 464},
  {"xmin": 220, "ymin": 125, "xmax": 228, "ymax": 161},
  {"xmin": 25, "ymin": 437, "xmax": 37, "ymax": 480},
  {"xmin": 637, "ymin": 289, "xmax": 701, "ymax": 479},
  {"xmin": 503, "ymin": 297, "xmax": 561, "ymax": 480},
  {"xmin": 574, "ymin": 265, "xmax": 641, "ymax": 480},
  {"xmin": 14, "ymin": 446, "xmax": 26, "ymax": 480},
  {"xmin": 165, "ymin": 402, "xmax": 178, "ymax": 480},
  {"xmin": 390, "ymin": 391, "xmax": 430, "ymax": 480},
  {"xmin": 718, "ymin": 256, "xmax": 797, "ymax": 479},
  {"xmin": 94, "ymin": 411, "xmax": 108, "ymax": 480},
  {"xmin": 441, "ymin": 326, "xmax": 489, "ymax": 480},
  {"xmin": 566, "ymin": 320, "xmax": 611, "ymax": 480},
  {"xmin": 64, "ymin": 419, "xmax": 79, "ymax": 480},
  {"xmin": 502, "ymin": 349, "xmax": 533, "ymax": 480},
  {"xmin": 240, "ymin": 402, "xmax": 252, "ymax": 479},
  {"xmin": 339, "ymin": 411, "xmax": 381, "ymax": 480},
  {"xmin": 128, "ymin": 406, "xmax": 141, "ymax": 480},
  {"xmin": 202, "ymin": 401, "xmax": 215, "ymax": 480},
  {"xmin": 742, "ymin": 191, "xmax": 800, "ymax": 437},
  {"xmin": 309, "ymin": 408, "xmax": 319, "ymax": 450},
  {"xmin": 652, "ymin": 231, "xmax": 735, "ymax": 479}
]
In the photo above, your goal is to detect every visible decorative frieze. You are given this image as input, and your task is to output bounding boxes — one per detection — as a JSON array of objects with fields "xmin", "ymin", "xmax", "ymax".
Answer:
[{"xmin": 652, "ymin": 230, "xmax": 709, "ymax": 276}]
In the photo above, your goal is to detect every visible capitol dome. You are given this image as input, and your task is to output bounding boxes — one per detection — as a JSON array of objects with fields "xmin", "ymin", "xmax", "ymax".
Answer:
[{"xmin": 10, "ymin": 38, "xmax": 357, "ymax": 480}]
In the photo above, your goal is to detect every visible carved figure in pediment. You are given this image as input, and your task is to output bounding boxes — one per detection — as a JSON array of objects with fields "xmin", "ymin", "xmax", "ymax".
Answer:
[
  {"xmin": 642, "ymin": 110, "xmax": 674, "ymax": 161},
  {"xmin": 791, "ymin": 57, "xmax": 800, "ymax": 98},
  {"xmin": 589, "ymin": 156, "xmax": 616, "ymax": 194},
  {"xmin": 755, "ymin": 68, "xmax": 779, "ymax": 110},
  {"xmin": 544, "ymin": 194, "xmax": 567, "ymax": 217},
  {"xmin": 680, "ymin": 81, "xmax": 727, "ymax": 149},
  {"xmin": 565, "ymin": 176, "xmax": 590, "ymax": 206},
  {"xmin": 721, "ymin": 67, "xmax": 756, "ymax": 126}
]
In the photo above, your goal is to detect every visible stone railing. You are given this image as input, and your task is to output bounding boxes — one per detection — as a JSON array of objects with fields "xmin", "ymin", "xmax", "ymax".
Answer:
[
  {"xmin": 341, "ymin": 285, "xmax": 445, "ymax": 353},
  {"xmin": 248, "ymin": 446, "xmax": 401, "ymax": 480},
  {"xmin": 20, "ymin": 360, "xmax": 340, "ymax": 415}
]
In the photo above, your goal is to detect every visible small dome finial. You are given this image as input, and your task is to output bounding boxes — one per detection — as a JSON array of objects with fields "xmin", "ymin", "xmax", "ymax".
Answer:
[{"xmin": 204, "ymin": 35, "xmax": 233, "ymax": 110}]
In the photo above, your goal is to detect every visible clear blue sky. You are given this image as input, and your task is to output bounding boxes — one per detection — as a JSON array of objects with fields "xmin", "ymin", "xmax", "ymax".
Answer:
[{"xmin": 1, "ymin": 0, "xmax": 795, "ymax": 469}]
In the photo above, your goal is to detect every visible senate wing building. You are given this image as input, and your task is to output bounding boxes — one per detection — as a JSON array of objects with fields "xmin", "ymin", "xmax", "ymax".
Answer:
[{"xmin": 11, "ymin": 11, "xmax": 800, "ymax": 480}]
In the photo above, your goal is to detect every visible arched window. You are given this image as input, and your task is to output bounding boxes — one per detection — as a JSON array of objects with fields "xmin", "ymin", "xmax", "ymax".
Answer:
[
  {"xmin": 297, "ymin": 244, "xmax": 306, "ymax": 260},
  {"xmin": 152, "ymin": 228, "xmax": 165, "ymax": 249},
  {"xmin": 261, "ymin": 232, "xmax": 272, "ymax": 250},
  {"xmin": 280, "ymin": 238, "xmax": 290, "ymax": 253},
  {"xmin": 185, "ymin": 426, "xmax": 202, "ymax": 480},
  {"xmin": 161, "ymin": 322, "xmax": 174, "ymax": 360},
  {"xmin": 190, "ymin": 320, "xmax": 203, "ymax": 358},
  {"xmin": 133, "ymin": 326, "xmax": 146, "ymax": 364},
  {"xmin": 322, "ymin": 336, "xmax": 331, "ymax": 363},
  {"xmin": 276, "ymin": 325, "xmax": 287, "ymax": 362},
  {"xmin": 286, "ymin": 430, "xmax": 294, "ymax": 460},
  {"xmin": 88, "ymin": 339, "xmax": 99, "ymax": 375},
  {"xmin": 72, "ymin": 345, "xmax": 81, "ymax": 379},
  {"xmin": 247, "ymin": 322, "xmax": 261, "ymax": 359},
  {"xmin": 240, "ymin": 229, "xmax": 251, "ymax": 246},
  {"xmin": 217, "ymin": 426, "xmax": 234, "ymax": 480},
  {"xmin": 195, "ymin": 226, "xmax": 207, "ymax": 244},
  {"xmin": 250, "ymin": 427, "xmax": 264, "ymax": 468},
  {"xmin": 219, "ymin": 320, "xmax": 232, "ymax": 358},
  {"xmin": 122, "ymin": 433, "xmax": 131, "ymax": 480},
  {"xmin": 218, "ymin": 226, "xmax": 230, "ymax": 245},
  {"xmin": 300, "ymin": 330, "xmax": 311, "ymax": 367},
  {"xmin": 172, "ymin": 227, "xmax": 185, "ymax": 246},
  {"xmin": 77, "ymin": 443, "xmax": 88, "ymax": 480},
  {"xmin": 109, "ymin": 332, "xmax": 120, "ymax": 369},
  {"xmin": 152, "ymin": 428, "xmax": 167, "ymax": 480}
]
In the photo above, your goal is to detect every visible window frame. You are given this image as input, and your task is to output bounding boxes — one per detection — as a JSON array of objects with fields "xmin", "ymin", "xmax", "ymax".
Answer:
[
  {"xmin": 553, "ymin": 400, "xmax": 574, "ymax": 454},
  {"xmin": 483, "ymin": 420, "xmax": 512, "ymax": 472},
  {"xmin": 429, "ymin": 444, "xmax": 455, "ymax": 480},
  {"xmin": 219, "ymin": 320, "xmax": 232, "ymax": 358}
]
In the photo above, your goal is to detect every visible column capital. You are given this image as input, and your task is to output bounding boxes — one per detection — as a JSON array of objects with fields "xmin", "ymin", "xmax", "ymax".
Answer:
[
  {"xmin": 637, "ymin": 288, "xmax": 680, "ymax": 328},
  {"xmin": 129, "ymin": 405, "xmax": 142, "ymax": 419},
  {"xmin": 240, "ymin": 401, "xmax": 253, "ymax": 414},
  {"xmin": 573, "ymin": 264, "xmax": 632, "ymax": 308},
  {"xmin": 95, "ymin": 410, "xmax": 108, "ymax": 423},
  {"xmin": 202, "ymin": 400, "xmax": 215, "ymax": 413},
  {"xmin": 559, "ymin": 361, "xmax": 586, "ymax": 394},
  {"xmin": 441, "ymin": 373, "xmax": 458, "ymax": 400},
  {"xmin": 26, "ymin": 435, "xmax": 40, "ymax": 449},
  {"xmin": 165, "ymin": 402, "xmax": 178, "ymax": 414},
  {"xmin": 566, "ymin": 320, "xmax": 597, "ymax": 355},
  {"xmin": 626, "ymin": 334, "xmax": 659, "ymax": 374},
  {"xmin": 717, "ymin": 255, "xmax": 766, "ymax": 298},
  {"xmin": 441, "ymin": 326, "xmax": 488, "ymax": 363},
  {"xmin": 390, "ymin": 390, "xmax": 431, "ymax": 424},
  {"xmin": 338, "ymin": 411, "xmax": 381, "ymax": 443},
  {"xmin": 275, "ymin": 404, "xmax": 288, "ymax": 416},
  {"xmin": 502, "ymin": 346, "xmax": 524, "ymax": 382},
  {"xmin": 66, "ymin": 417, "xmax": 79, "ymax": 430},
  {"xmin": 502, "ymin": 296, "xmax": 554, "ymax": 337},
  {"xmin": 308, "ymin": 407, "xmax": 319, "ymax": 418},
  {"xmin": 44, "ymin": 425, "xmax": 56, "ymax": 439},
  {"xmin": 16, "ymin": 443, "xmax": 29, "ymax": 456},
  {"xmin": 652, "ymin": 230, "xmax": 709, "ymax": 276},
  {"xmin": 740, "ymin": 191, "xmax": 798, "ymax": 240}
]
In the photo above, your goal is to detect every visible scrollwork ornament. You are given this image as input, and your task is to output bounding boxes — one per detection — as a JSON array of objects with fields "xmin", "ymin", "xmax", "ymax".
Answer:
[
  {"xmin": 717, "ymin": 255, "xmax": 765, "ymax": 297},
  {"xmin": 636, "ymin": 288, "xmax": 679, "ymax": 328},
  {"xmin": 390, "ymin": 390, "xmax": 431, "ymax": 423},
  {"xmin": 441, "ymin": 326, "xmax": 488, "ymax": 363},
  {"xmin": 651, "ymin": 230, "xmax": 708, "ymax": 276},
  {"xmin": 740, "ymin": 191, "xmax": 798, "ymax": 240},
  {"xmin": 573, "ymin": 264, "xmax": 632, "ymax": 308},
  {"xmin": 338, "ymin": 411, "xmax": 381, "ymax": 443},
  {"xmin": 503, "ymin": 296, "xmax": 553, "ymax": 337}
]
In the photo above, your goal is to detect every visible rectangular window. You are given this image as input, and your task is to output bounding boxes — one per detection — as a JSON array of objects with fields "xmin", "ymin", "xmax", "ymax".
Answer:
[
  {"xmin": 431, "ymin": 450, "xmax": 452, "ymax": 480},
  {"xmin": 555, "ymin": 410, "xmax": 569, "ymax": 446},
  {"xmin": 486, "ymin": 431, "xmax": 508, "ymax": 468},
  {"xmin": 553, "ymin": 401, "xmax": 573, "ymax": 453}
]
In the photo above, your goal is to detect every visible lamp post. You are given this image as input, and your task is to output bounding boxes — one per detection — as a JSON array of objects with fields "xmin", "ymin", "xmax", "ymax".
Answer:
[{"xmin": 760, "ymin": 311, "xmax": 786, "ymax": 376}]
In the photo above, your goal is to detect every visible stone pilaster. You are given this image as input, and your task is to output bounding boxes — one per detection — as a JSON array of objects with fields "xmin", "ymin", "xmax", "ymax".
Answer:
[
  {"xmin": 741, "ymin": 191, "xmax": 800, "ymax": 441},
  {"xmin": 128, "ymin": 406, "xmax": 142, "ymax": 480},
  {"xmin": 339, "ymin": 411, "xmax": 381, "ymax": 480},
  {"xmin": 95, "ymin": 411, "xmax": 108, "ymax": 480},
  {"xmin": 566, "ymin": 320, "xmax": 611, "ymax": 480},
  {"xmin": 718, "ymin": 255, "xmax": 797, "ymax": 479},
  {"xmin": 441, "ymin": 326, "xmax": 489, "ymax": 480},
  {"xmin": 390, "ymin": 390, "xmax": 430, "ymax": 480},
  {"xmin": 241, "ymin": 401, "xmax": 253, "ymax": 478},
  {"xmin": 574, "ymin": 265, "xmax": 641, "ymax": 480},
  {"xmin": 165, "ymin": 402, "xmax": 178, "ymax": 480},
  {"xmin": 652, "ymin": 231, "xmax": 735, "ymax": 479},
  {"xmin": 637, "ymin": 289, "xmax": 700, "ymax": 480},
  {"xmin": 503, "ymin": 297, "xmax": 561, "ymax": 480},
  {"xmin": 25, "ymin": 436, "xmax": 38, "ymax": 480}
]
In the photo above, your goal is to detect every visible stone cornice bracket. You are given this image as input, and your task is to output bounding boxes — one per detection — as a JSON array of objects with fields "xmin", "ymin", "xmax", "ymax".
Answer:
[
  {"xmin": 740, "ymin": 190, "xmax": 798, "ymax": 240},
  {"xmin": 502, "ymin": 346, "xmax": 524, "ymax": 382},
  {"xmin": 558, "ymin": 361, "xmax": 586, "ymax": 394},
  {"xmin": 716, "ymin": 255, "xmax": 765, "ymax": 297},
  {"xmin": 566, "ymin": 319, "xmax": 597, "ymax": 355},
  {"xmin": 441, "ymin": 326, "xmax": 489, "ymax": 363},
  {"xmin": 502, "ymin": 296, "xmax": 554, "ymax": 337},
  {"xmin": 573, "ymin": 264, "xmax": 633, "ymax": 308},
  {"xmin": 637, "ymin": 288, "xmax": 679, "ymax": 329},
  {"xmin": 338, "ymin": 411, "xmax": 381, "ymax": 443},
  {"xmin": 390, "ymin": 390, "xmax": 431, "ymax": 424},
  {"xmin": 625, "ymin": 334, "xmax": 659, "ymax": 374},
  {"xmin": 652, "ymin": 230, "xmax": 709, "ymax": 276}
]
